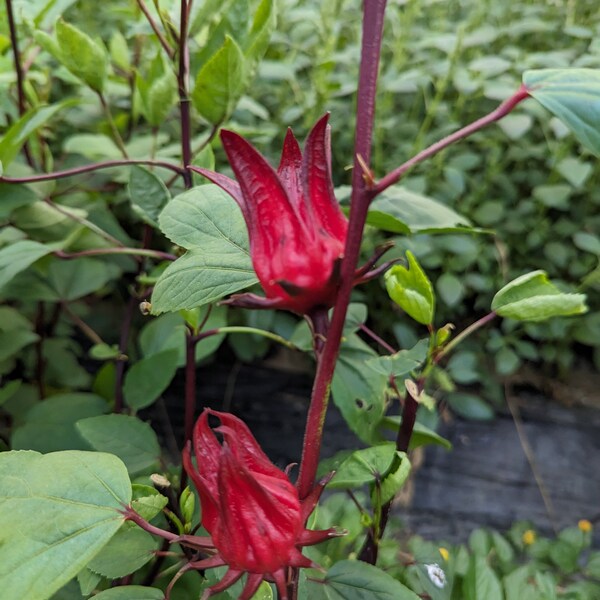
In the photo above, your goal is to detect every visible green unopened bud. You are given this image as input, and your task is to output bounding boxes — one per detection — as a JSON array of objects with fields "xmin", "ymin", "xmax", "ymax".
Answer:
[
  {"xmin": 179, "ymin": 486, "xmax": 195, "ymax": 530},
  {"xmin": 435, "ymin": 323, "xmax": 455, "ymax": 347}
]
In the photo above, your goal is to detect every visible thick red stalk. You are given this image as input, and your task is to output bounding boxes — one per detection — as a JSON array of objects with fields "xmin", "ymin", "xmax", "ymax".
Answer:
[
  {"xmin": 178, "ymin": 0, "xmax": 193, "ymax": 189},
  {"xmin": 180, "ymin": 329, "xmax": 198, "ymax": 490},
  {"xmin": 296, "ymin": 0, "xmax": 388, "ymax": 501}
]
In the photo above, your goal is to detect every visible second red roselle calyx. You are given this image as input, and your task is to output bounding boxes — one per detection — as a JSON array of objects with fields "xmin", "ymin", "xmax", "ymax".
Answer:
[
  {"xmin": 191, "ymin": 114, "xmax": 349, "ymax": 315},
  {"xmin": 182, "ymin": 409, "xmax": 343, "ymax": 599}
]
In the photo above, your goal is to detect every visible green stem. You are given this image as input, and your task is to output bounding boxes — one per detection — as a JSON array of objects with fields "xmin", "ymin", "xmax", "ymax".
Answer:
[
  {"xmin": 197, "ymin": 326, "xmax": 300, "ymax": 351},
  {"xmin": 54, "ymin": 247, "xmax": 176, "ymax": 261},
  {"xmin": 435, "ymin": 311, "xmax": 497, "ymax": 363},
  {"xmin": 97, "ymin": 91, "xmax": 129, "ymax": 158},
  {"xmin": 43, "ymin": 198, "xmax": 124, "ymax": 247}
]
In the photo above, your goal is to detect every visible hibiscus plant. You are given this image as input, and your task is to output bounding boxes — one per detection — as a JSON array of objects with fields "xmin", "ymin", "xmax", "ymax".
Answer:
[{"xmin": 0, "ymin": 1, "xmax": 595, "ymax": 600}]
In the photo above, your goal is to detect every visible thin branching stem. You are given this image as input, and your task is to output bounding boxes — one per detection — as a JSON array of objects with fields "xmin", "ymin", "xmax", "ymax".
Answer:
[
  {"xmin": 0, "ymin": 159, "xmax": 185, "ymax": 183},
  {"xmin": 136, "ymin": 0, "xmax": 175, "ymax": 59}
]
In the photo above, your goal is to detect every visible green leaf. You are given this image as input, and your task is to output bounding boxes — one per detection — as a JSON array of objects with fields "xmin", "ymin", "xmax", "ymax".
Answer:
[
  {"xmin": 11, "ymin": 393, "xmax": 109, "ymax": 452},
  {"xmin": 381, "ymin": 417, "xmax": 452, "ymax": 451},
  {"xmin": 462, "ymin": 555, "xmax": 503, "ymax": 600},
  {"xmin": 0, "ymin": 450, "xmax": 131, "ymax": 600},
  {"xmin": 153, "ymin": 185, "xmax": 257, "ymax": 312},
  {"xmin": 139, "ymin": 69, "xmax": 177, "ymax": 127},
  {"xmin": 0, "ymin": 328, "xmax": 39, "ymax": 362},
  {"xmin": 332, "ymin": 335, "xmax": 389, "ymax": 443},
  {"xmin": 385, "ymin": 251, "xmax": 435, "ymax": 325},
  {"xmin": 76, "ymin": 414, "xmax": 160, "ymax": 474},
  {"xmin": 191, "ymin": 35, "xmax": 245, "ymax": 124},
  {"xmin": 492, "ymin": 270, "xmax": 587, "ymax": 321},
  {"xmin": 245, "ymin": 0, "xmax": 276, "ymax": 66},
  {"xmin": 0, "ymin": 182, "xmax": 38, "ymax": 219},
  {"xmin": 139, "ymin": 307, "xmax": 227, "ymax": 367},
  {"xmin": 447, "ymin": 392, "xmax": 494, "ymax": 421},
  {"xmin": 152, "ymin": 248, "xmax": 257, "ymax": 312},
  {"xmin": 87, "ymin": 526, "xmax": 157, "ymax": 578},
  {"xmin": 0, "ymin": 380, "xmax": 21, "ymax": 408},
  {"xmin": 523, "ymin": 68, "xmax": 600, "ymax": 156},
  {"xmin": 158, "ymin": 185, "xmax": 247, "ymax": 250},
  {"xmin": 0, "ymin": 240, "xmax": 52, "ymax": 291},
  {"xmin": 45, "ymin": 257, "xmax": 119, "ymax": 301},
  {"xmin": 89, "ymin": 587, "xmax": 165, "ymax": 600},
  {"xmin": 378, "ymin": 451, "xmax": 411, "ymax": 505},
  {"xmin": 330, "ymin": 444, "xmax": 400, "ymax": 488},
  {"xmin": 0, "ymin": 100, "xmax": 76, "ymax": 167},
  {"xmin": 77, "ymin": 567, "xmax": 102, "ymax": 597},
  {"xmin": 320, "ymin": 560, "xmax": 420, "ymax": 600},
  {"xmin": 367, "ymin": 338, "xmax": 429, "ymax": 379},
  {"xmin": 128, "ymin": 166, "xmax": 171, "ymax": 227},
  {"xmin": 367, "ymin": 187, "xmax": 475, "ymax": 235},
  {"xmin": 123, "ymin": 349, "xmax": 179, "ymax": 411},
  {"xmin": 56, "ymin": 19, "xmax": 107, "ymax": 92}
]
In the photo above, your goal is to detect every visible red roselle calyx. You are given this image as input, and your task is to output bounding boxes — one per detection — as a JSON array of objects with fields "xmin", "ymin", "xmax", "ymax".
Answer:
[
  {"xmin": 181, "ymin": 409, "xmax": 343, "ymax": 599},
  {"xmin": 190, "ymin": 115, "xmax": 391, "ymax": 316}
]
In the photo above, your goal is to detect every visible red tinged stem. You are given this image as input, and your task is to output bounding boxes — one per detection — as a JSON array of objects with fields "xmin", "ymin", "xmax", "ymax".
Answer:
[{"xmin": 374, "ymin": 84, "xmax": 531, "ymax": 194}]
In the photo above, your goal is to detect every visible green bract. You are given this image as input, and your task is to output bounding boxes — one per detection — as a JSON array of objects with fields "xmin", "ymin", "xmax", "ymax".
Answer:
[{"xmin": 385, "ymin": 251, "xmax": 435, "ymax": 326}]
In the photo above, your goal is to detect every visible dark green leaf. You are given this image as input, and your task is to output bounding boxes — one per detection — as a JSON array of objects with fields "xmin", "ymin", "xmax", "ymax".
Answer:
[
  {"xmin": 87, "ymin": 525, "xmax": 157, "ymax": 579},
  {"xmin": 332, "ymin": 335, "xmax": 389, "ymax": 443},
  {"xmin": 123, "ymin": 349, "xmax": 179, "ymax": 411},
  {"xmin": 87, "ymin": 586, "xmax": 165, "ymax": 600},
  {"xmin": 367, "ymin": 338, "xmax": 428, "ymax": 379},
  {"xmin": 0, "ymin": 240, "xmax": 52, "ymax": 290},
  {"xmin": 11, "ymin": 393, "xmax": 108, "ymax": 452},
  {"xmin": 320, "ymin": 560, "xmax": 420, "ymax": 599},
  {"xmin": 447, "ymin": 393, "xmax": 494, "ymax": 421},
  {"xmin": 128, "ymin": 166, "xmax": 171, "ymax": 227}
]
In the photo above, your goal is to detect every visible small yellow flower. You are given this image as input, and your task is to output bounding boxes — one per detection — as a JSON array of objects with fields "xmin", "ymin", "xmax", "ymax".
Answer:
[
  {"xmin": 439, "ymin": 547, "xmax": 449, "ymax": 561},
  {"xmin": 578, "ymin": 519, "xmax": 593, "ymax": 533},
  {"xmin": 522, "ymin": 529, "xmax": 536, "ymax": 546}
]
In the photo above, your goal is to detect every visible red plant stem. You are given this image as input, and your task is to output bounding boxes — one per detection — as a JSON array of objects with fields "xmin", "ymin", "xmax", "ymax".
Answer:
[
  {"xmin": 5, "ymin": 0, "xmax": 34, "ymax": 168},
  {"xmin": 136, "ymin": 0, "xmax": 175, "ymax": 59},
  {"xmin": 374, "ymin": 85, "xmax": 530, "ymax": 194},
  {"xmin": 34, "ymin": 302, "xmax": 46, "ymax": 399},
  {"xmin": 0, "ymin": 159, "xmax": 185, "ymax": 183},
  {"xmin": 296, "ymin": 0, "xmax": 388, "ymax": 501},
  {"xmin": 359, "ymin": 378, "xmax": 420, "ymax": 564},
  {"xmin": 359, "ymin": 322, "xmax": 396, "ymax": 354},
  {"xmin": 178, "ymin": 0, "xmax": 193, "ymax": 189},
  {"xmin": 114, "ymin": 294, "xmax": 137, "ymax": 413},
  {"xmin": 180, "ymin": 329, "xmax": 198, "ymax": 490},
  {"xmin": 122, "ymin": 507, "xmax": 180, "ymax": 543}
]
